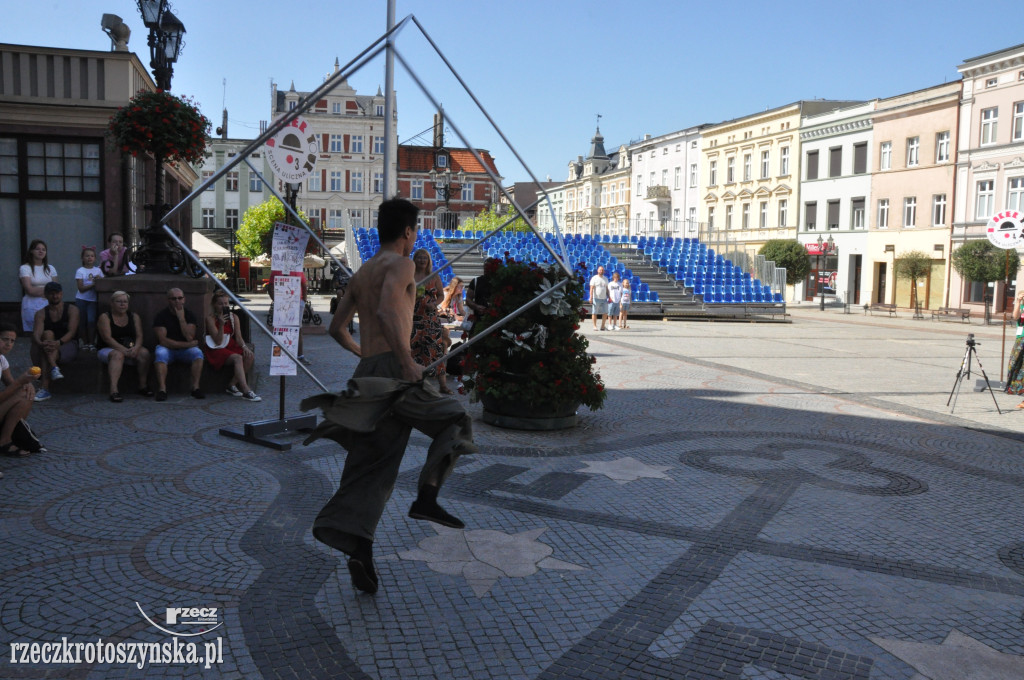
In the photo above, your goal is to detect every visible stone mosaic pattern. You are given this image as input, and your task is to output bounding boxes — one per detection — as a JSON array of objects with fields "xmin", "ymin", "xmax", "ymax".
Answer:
[{"xmin": 1, "ymin": 311, "xmax": 1023, "ymax": 679}]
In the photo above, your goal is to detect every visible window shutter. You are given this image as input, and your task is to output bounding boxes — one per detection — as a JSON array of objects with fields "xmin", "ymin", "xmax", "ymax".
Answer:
[
  {"xmin": 346, "ymin": 170, "xmax": 350, "ymax": 192},
  {"xmin": 321, "ymin": 169, "xmax": 327, "ymax": 190},
  {"xmin": 344, "ymin": 134, "xmax": 350, "ymax": 153},
  {"xmin": 322, "ymin": 134, "xmax": 329, "ymax": 151}
]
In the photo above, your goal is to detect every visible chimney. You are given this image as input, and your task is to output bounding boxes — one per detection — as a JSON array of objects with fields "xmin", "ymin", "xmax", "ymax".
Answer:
[
  {"xmin": 215, "ymin": 108, "xmax": 228, "ymax": 139},
  {"xmin": 432, "ymin": 111, "xmax": 444, "ymax": 147}
]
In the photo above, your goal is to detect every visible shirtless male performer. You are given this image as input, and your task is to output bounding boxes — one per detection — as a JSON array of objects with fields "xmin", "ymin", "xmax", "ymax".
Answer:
[{"xmin": 316, "ymin": 198, "xmax": 476, "ymax": 594}]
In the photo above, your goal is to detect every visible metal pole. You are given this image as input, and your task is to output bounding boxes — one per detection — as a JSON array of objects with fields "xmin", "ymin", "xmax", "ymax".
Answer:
[
  {"xmin": 159, "ymin": 225, "xmax": 329, "ymax": 392},
  {"xmin": 382, "ymin": 0, "xmax": 396, "ymax": 199},
  {"xmin": 1002, "ymin": 249, "xmax": 1010, "ymax": 383}
]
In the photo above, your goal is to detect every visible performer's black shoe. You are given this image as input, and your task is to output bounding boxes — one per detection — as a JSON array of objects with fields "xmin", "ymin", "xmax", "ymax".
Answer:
[
  {"xmin": 347, "ymin": 557, "xmax": 379, "ymax": 595},
  {"xmin": 408, "ymin": 500, "xmax": 465, "ymax": 529}
]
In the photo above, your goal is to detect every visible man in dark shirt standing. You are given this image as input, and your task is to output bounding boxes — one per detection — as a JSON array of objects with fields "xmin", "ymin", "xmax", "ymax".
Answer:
[{"xmin": 152, "ymin": 287, "xmax": 204, "ymax": 402}]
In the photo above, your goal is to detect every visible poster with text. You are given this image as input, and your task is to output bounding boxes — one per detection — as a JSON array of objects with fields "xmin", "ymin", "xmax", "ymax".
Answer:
[
  {"xmin": 269, "ymin": 327, "xmax": 299, "ymax": 376},
  {"xmin": 273, "ymin": 276, "xmax": 303, "ymax": 327},
  {"xmin": 271, "ymin": 222, "xmax": 310, "ymax": 274}
]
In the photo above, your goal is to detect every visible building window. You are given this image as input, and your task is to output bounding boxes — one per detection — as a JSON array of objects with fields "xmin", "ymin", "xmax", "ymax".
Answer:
[
  {"xmin": 288, "ymin": 101, "xmax": 296, "ymax": 111},
  {"xmin": 760, "ymin": 150, "xmax": 770, "ymax": 179},
  {"xmin": 307, "ymin": 210, "xmax": 321, "ymax": 230},
  {"xmin": 373, "ymin": 136, "xmax": 384, "ymax": 154},
  {"xmin": 976, "ymin": 180, "xmax": 995, "ymax": 219},
  {"xmin": 411, "ymin": 179, "xmax": 423, "ymax": 199},
  {"xmin": 689, "ymin": 207, "xmax": 696, "ymax": 228},
  {"xmin": 725, "ymin": 205, "xmax": 734, "ymax": 229},
  {"xmin": 349, "ymin": 135, "xmax": 363, "ymax": 153},
  {"xmin": 853, "ymin": 143, "xmax": 867, "ymax": 174},
  {"xmin": 727, "ymin": 157, "xmax": 735, "ymax": 183},
  {"xmin": 225, "ymin": 172, "xmax": 239, "ymax": 191},
  {"xmin": 328, "ymin": 209, "xmax": 343, "ymax": 229},
  {"xmin": 804, "ymin": 201, "xmax": 817, "ymax": 230},
  {"xmin": 709, "ymin": 161, "xmax": 717, "ymax": 186},
  {"xmin": 225, "ymin": 209, "xmax": 238, "ymax": 230},
  {"xmin": 779, "ymin": 147, "xmax": 790, "ymax": 176},
  {"xmin": 461, "ymin": 182, "xmax": 473, "ymax": 201},
  {"xmin": 708, "ymin": 207, "xmax": 715, "ymax": 230},
  {"xmin": 829, "ymin": 147, "xmax": 842, "ymax": 178},
  {"xmin": 880, "ymin": 141, "xmax": 891, "ymax": 170},
  {"xmin": 436, "ymin": 154, "xmax": 448, "ymax": 168},
  {"xmin": 689, "ymin": 164, "xmax": 697, "ymax": 188},
  {"xmin": 201, "ymin": 208, "xmax": 215, "ymax": 229},
  {"xmin": 329, "ymin": 134, "xmax": 343, "ymax": 152},
  {"xmin": 778, "ymin": 200, "xmax": 788, "ymax": 227},
  {"xmin": 827, "ymin": 199, "xmax": 840, "ymax": 229},
  {"xmin": 806, "ymin": 150, "xmax": 819, "ymax": 180},
  {"xmin": 742, "ymin": 203, "xmax": 750, "ymax": 229},
  {"xmin": 903, "ymin": 197, "xmax": 917, "ymax": 227},
  {"xmin": 373, "ymin": 172, "xmax": 384, "ymax": 194},
  {"xmin": 376, "ymin": 104, "xmax": 385, "ymax": 117},
  {"xmin": 1014, "ymin": 103, "xmax": 1024, "ymax": 142},
  {"xmin": 330, "ymin": 171, "xmax": 342, "ymax": 192},
  {"xmin": 332, "ymin": 102, "xmax": 341, "ymax": 114},
  {"xmin": 661, "ymin": 169, "xmax": 668, "ymax": 187},
  {"xmin": 1010, "ymin": 177, "xmax": 1024, "ymax": 212},
  {"xmin": 674, "ymin": 167, "xmax": 681, "ymax": 190},
  {"xmin": 759, "ymin": 201, "xmax": 768, "ymax": 228},
  {"xmin": 981, "ymin": 108, "xmax": 998, "ymax": 145},
  {"xmin": 852, "ymin": 197, "xmax": 865, "ymax": 229},
  {"xmin": 308, "ymin": 174, "xmax": 321, "ymax": 192},
  {"xmin": 202, "ymin": 170, "xmax": 214, "ymax": 191},
  {"xmin": 877, "ymin": 199, "xmax": 889, "ymax": 228},
  {"xmin": 906, "ymin": 137, "xmax": 919, "ymax": 167},
  {"xmin": 987, "ymin": 77, "xmax": 998, "ymax": 88},
  {"xmin": 933, "ymin": 194, "xmax": 947, "ymax": 226},
  {"xmin": 936, "ymin": 131, "xmax": 950, "ymax": 162},
  {"xmin": 350, "ymin": 209, "xmax": 363, "ymax": 229},
  {"xmin": 649, "ymin": 172, "xmax": 655, "ymax": 188},
  {"xmin": 249, "ymin": 175, "xmax": 263, "ymax": 192},
  {"xmin": 635, "ymin": 174, "xmax": 642, "ymax": 197},
  {"xmin": 743, "ymin": 153, "xmax": 751, "ymax": 181},
  {"xmin": 350, "ymin": 171, "xmax": 363, "ymax": 193}
]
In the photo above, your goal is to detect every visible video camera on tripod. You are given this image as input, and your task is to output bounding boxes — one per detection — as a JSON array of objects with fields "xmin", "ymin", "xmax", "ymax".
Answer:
[{"xmin": 948, "ymin": 333, "xmax": 1001, "ymax": 414}]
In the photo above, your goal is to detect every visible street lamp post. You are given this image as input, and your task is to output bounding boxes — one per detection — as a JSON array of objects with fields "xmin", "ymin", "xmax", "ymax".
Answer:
[
  {"xmin": 429, "ymin": 167, "xmax": 466, "ymax": 231},
  {"xmin": 135, "ymin": 0, "xmax": 186, "ymax": 273},
  {"xmin": 817, "ymin": 234, "xmax": 836, "ymax": 311}
]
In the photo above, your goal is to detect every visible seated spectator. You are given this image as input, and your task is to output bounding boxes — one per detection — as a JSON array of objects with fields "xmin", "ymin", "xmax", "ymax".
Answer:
[
  {"xmin": 152, "ymin": 287, "xmax": 204, "ymax": 402},
  {"xmin": 75, "ymin": 246, "xmax": 103, "ymax": 350},
  {"xmin": 204, "ymin": 289, "xmax": 260, "ymax": 402},
  {"xmin": 0, "ymin": 323, "xmax": 38, "ymax": 460},
  {"xmin": 96, "ymin": 290, "xmax": 153, "ymax": 403},
  {"xmin": 31, "ymin": 282, "xmax": 79, "ymax": 402},
  {"xmin": 99, "ymin": 232, "xmax": 130, "ymax": 277},
  {"xmin": 440, "ymin": 276, "xmax": 467, "ymax": 323}
]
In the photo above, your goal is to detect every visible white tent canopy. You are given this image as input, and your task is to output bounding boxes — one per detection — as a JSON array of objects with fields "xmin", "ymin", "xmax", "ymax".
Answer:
[{"xmin": 191, "ymin": 231, "xmax": 230, "ymax": 259}]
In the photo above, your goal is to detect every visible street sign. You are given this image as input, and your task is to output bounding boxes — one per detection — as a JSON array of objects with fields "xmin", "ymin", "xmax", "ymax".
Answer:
[
  {"xmin": 985, "ymin": 210, "xmax": 1024, "ymax": 249},
  {"xmin": 265, "ymin": 116, "xmax": 319, "ymax": 183}
]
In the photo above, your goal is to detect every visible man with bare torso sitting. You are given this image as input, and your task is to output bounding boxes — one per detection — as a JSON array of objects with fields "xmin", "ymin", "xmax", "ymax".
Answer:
[{"xmin": 314, "ymin": 198, "xmax": 476, "ymax": 594}]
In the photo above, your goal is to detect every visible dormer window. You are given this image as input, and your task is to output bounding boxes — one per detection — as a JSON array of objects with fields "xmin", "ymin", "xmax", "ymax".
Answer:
[{"xmin": 436, "ymin": 153, "xmax": 448, "ymax": 168}]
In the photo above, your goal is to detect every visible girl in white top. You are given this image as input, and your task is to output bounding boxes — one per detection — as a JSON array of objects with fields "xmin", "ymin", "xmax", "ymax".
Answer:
[
  {"xmin": 75, "ymin": 246, "xmax": 104, "ymax": 350},
  {"xmin": 19, "ymin": 240, "xmax": 57, "ymax": 332},
  {"xmin": 619, "ymin": 279, "xmax": 631, "ymax": 330}
]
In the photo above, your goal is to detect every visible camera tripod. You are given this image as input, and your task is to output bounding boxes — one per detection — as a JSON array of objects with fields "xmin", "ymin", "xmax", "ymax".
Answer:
[{"xmin": 947, "ymin": 335, "xmax": 1002, "ymax": 414}]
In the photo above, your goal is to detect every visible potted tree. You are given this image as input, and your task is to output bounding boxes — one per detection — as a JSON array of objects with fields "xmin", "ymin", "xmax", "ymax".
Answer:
[{"xmin": 461, "ymin": 256, "xmax": 606, "ymax": 429}]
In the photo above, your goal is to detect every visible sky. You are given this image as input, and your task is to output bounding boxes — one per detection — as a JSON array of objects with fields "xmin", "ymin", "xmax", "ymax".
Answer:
[{"xmin": 3, "ymin": 1, "xmax": 1022, "ymax": 185}]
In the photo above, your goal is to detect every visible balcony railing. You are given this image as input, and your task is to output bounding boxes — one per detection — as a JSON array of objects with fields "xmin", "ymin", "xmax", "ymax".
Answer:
[{"xmin": 645, "ymin": 185, "xmax": 671, "ymax": 202}]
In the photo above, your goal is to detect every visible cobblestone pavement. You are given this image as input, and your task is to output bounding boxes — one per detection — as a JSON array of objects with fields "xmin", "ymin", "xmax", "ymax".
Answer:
[{"xmin": 2, "ymin": 296, "xmax": 1024, "ymax": 679}]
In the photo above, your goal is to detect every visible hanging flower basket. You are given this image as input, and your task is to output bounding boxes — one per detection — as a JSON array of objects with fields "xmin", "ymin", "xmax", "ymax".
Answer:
[
  {"xmin": 461, "ymin": 256, "xmax": 605, "ymax": 428},
  {"xmin": 107, "ymin": 89, "xmax": 211, "ymax": 164}
]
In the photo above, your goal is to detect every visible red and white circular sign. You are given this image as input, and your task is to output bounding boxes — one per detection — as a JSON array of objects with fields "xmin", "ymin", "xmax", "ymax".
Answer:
[
  {"xmin": 985, "ymin": 210, "xmax": 1024, "ymax": 250},
  {"xmin": 265, "ymin": 116, "xmax": 319, "ymax": 183}
]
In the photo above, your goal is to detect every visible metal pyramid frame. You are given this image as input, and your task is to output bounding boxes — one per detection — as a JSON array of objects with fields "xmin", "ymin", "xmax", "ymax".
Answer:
[{"xmin": 159, "ymin": 13, "xmax": 573, "ymax": 379}]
